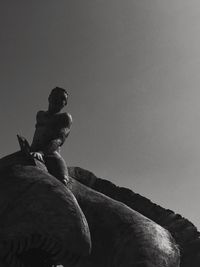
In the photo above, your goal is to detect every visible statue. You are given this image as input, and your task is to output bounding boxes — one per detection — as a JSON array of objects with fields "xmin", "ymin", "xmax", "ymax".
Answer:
[
  {"xmin": 0, "ymin": 88, "xmax": 199, "ymax": 266},
  {"xmin": 30, "ymin": 87, "xmax": 72, "ymax": 185}
]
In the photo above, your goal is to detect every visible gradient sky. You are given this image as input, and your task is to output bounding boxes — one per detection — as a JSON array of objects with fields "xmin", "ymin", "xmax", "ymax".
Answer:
[{"xmin": 0, "ymin": 1, "xmax": 200, "ymax": 229}]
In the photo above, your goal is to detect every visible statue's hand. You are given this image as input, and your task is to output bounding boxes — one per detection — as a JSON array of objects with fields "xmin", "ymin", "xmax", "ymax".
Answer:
[
  {"xmin": 62, "ymin": 177, "xmax": 69, "ymax": 186},
  {"xmin": 30, "ymin": 152, "xmax": 44, "ymax": 162}
]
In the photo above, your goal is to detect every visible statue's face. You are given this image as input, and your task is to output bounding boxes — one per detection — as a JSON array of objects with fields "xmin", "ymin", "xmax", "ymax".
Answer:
[{"xmin": 48, "ymin": 92, "xmax": 68, "ymax": 113}]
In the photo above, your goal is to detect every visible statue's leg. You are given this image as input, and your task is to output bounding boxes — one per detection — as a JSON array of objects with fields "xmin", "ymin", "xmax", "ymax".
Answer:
[{"xmin": 44, "ymin": 152, "xmax": 69, "ymax": 184}]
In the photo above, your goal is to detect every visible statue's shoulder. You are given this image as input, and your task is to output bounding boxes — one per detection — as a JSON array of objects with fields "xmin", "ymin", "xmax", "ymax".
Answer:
[
  {"xmin": 36, "ymin": 110, "xmax": 46, "ymax": 121},
  {"xmin": 57, "ymin": 112, "xmax": 73, "ymax": 128},
  {"xmin": 66, "ymin": 112, "xmax": 73, "ymax": 125}
]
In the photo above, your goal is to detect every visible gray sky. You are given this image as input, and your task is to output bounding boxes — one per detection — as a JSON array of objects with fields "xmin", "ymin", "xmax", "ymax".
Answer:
[{"xmin": 0, "ymin": 1, "xmax": 200, "ymax": 229}]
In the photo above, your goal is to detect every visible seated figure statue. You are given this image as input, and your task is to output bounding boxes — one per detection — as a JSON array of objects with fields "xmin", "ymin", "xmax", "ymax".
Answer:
[{"xmin": 30, "ymin": 87, "xmax": 72, "ymax": 185}]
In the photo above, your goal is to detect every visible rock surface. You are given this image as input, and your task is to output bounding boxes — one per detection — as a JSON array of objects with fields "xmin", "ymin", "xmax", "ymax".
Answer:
[{"xmin": 68, "ymin": 166, "xmax": 200, "ymax": 267}]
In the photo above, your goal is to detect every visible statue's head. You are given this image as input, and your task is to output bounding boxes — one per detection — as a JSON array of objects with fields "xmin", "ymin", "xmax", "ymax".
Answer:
[{"xmin": 48, "ymin": 87, "xmax": 69, "ymax": 113}]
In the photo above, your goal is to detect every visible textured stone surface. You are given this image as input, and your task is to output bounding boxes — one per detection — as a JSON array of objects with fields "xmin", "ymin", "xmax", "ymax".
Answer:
[
  {"xmin": 0, "ymin": 155, "xmax": 91, "ymax": 267},
  {"xmin": 0, "ymin": 150, "xmax": 180, "ymax": 267},
  {"xmin": 68, "ymin": 166, "xmax": 200, "ymax": 267},
  {"xmin": 66, "ymin": 176, "xmax": 180, "ymax": 267}
]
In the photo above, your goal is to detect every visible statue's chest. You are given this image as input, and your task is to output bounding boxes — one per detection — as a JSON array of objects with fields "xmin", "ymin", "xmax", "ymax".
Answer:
[{"xmin": 36, "ymin": 116, "xmax": 61, "ymax": 139}]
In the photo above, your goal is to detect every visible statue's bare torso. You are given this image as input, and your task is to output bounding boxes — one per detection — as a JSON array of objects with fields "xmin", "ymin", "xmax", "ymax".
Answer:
[
  {"xmin": 31, "ymin": 87, "xmax": 72, "ymax": 184},
  {"xmin": 31, "ymin": 110, "xmax": 72, "ymax": 154}
]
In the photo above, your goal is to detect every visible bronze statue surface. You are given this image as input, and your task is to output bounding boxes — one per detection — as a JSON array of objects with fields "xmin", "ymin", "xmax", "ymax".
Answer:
[
  {"xmin": 31, "ymin": 87, "xmax": 72, "ymax": 185},
  {"xmin": 0, "ymin": 88, "xmax": 199, "ymax": 266}
]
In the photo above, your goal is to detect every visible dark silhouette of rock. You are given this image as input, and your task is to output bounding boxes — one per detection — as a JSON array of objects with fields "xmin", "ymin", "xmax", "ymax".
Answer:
[
  {"xmin": 0, "ymin": 152, "xmax": 91, "ymax": 267},
  {"xmin": 67, "ymin": 176, "xmax": 180, "ymax": 267},
  {"xmin": 68, "ymin": 166, "xmax": 200, "ymax": 267},
  {"xmin": 0, "ymin": 150, "xmax": 180, "ymax": 267}
]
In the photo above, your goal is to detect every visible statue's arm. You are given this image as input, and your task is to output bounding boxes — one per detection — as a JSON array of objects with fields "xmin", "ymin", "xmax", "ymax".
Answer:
[{"xmin": 43, "ymin": 113, "xmax": 73, "ymax": 154}]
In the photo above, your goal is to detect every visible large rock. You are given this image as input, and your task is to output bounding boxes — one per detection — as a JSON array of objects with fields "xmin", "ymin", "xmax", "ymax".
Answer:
[{"xmin": 68, "ymin": 166, "xmax": 200, "ymax": 267}]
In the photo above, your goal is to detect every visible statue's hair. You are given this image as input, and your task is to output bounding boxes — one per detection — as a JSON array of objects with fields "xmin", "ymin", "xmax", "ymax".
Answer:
[{"xmin": 50, "ymin": 87, "xmax": 69, "ymax": 97}]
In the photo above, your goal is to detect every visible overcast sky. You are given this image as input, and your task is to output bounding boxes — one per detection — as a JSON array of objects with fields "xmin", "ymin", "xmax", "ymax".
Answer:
[{"xmin": 0, "ymin": 1, "xmax": 200, "ymax": 229}]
